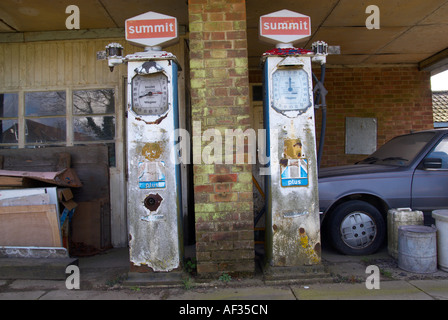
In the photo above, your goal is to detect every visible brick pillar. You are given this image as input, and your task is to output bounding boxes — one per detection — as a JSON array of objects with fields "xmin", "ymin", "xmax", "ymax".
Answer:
[{"xmin": 188, "ymin": 0, "xmax": 254, "ymax": 277}]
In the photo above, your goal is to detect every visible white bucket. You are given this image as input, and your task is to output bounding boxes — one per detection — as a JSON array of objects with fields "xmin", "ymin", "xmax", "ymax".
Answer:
[
  {"xmin": 432, "ymin": 210, "xmax": 448, "ymax": 272},
  {"xmin": 397, "ymin": 225, "xmax": 437, "ymax": 274},
  {"xmin": 387, "ymin": 208, "xmax": 424, "ymax": 259}
]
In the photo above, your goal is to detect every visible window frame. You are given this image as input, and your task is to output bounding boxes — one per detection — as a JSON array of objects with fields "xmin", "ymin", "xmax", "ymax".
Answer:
[
  {"xmin": 72, "ymin": 88, "xmax": 116, "ymax": 143},
  {"xmin": 0, "ymin": 86, "xmax": 118, "ymax": 166},
  {"xmin": 0, "ymin": 91, "xmax": 19, "ymax": 146},
  {"xmin": 424, "ymin": 135, "xmax": 448, "ymax": 170}
]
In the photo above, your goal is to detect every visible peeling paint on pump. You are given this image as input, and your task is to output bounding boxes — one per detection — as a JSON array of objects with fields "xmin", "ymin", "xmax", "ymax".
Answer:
[
  {"xmin": 142, "ymin": 142, "xmax": 163, "ymax": 161},
  {"xmin": 126, "ymin": 52, "xmax": 182, "ymax": 273}
]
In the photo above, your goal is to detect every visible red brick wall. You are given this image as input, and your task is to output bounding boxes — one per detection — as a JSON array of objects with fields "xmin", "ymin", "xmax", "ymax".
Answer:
[
  {"xmin": 188, "ymin": 0, "xmax": 254, "ymax": 277},
  {"xmin": 314, "ymin": 66, "xmax": 434, "ymax": 167}
]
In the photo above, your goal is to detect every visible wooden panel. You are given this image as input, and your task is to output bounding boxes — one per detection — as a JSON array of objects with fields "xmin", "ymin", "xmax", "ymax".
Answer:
[
  {"xmin": 70, "ymin": 201, "xmax": 102, "ymax": 255},
  {"xmin": 0, "ymin": 176, "xmax": 25, "ymax": 187},
  {"xmin": 0, "ymin": 204, "xmax": 61, "ymax": 247},
  {"xmin": 0, "ymin": 39, "xmax": 135, "ymax": 89},
  {"xmin": 0, "ymin": 39, "xmax": 183, "ymax": 91},
  {"xmin": 0, "ymin": 37, "xmax": 184, "ymax": 89}
]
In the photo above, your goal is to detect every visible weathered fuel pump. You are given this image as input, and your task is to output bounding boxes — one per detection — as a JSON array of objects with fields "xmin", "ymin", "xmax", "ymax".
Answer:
[
  {"xmin": 106, "ymin": 11, "xmax": 183, "ymax": 275},
  {"xmin": 259, "ymin": 10, "xmax": 328, "ymax": 269}
]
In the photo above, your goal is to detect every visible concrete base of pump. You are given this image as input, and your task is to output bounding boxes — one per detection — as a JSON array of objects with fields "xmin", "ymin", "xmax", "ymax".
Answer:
[{"xmin": 262, "ymin": 264, "xmax": 332, "ymax": 285}]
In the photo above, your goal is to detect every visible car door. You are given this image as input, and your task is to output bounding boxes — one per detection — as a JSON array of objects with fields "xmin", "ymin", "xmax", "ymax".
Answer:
[{"xmin": 411, "ymin": 135, "xmax": 448, "ymax": 222}]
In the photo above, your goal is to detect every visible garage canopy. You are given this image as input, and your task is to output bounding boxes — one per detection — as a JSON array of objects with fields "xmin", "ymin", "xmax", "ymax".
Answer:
[{"xmin": 1, "ymin": 0, "xmax": 448, "ymax": 73}]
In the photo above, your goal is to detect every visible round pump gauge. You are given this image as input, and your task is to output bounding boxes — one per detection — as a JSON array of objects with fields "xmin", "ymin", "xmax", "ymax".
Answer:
[
  {"xmin": 132, "ymin": 73, "xmax": 169, "ymax": 116},
  {"xmin": 272, "ymin": 68, "xmax": 311, "ymax": 113}
]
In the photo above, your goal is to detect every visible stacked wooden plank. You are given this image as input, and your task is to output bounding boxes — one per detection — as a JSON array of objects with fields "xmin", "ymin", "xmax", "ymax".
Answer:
[
  {"xmin": 0, "ymin": 166, "xmax": 82, "ymax": 252},
  {"xmin": 0, "ymin": 148, "xmax": 109, "ymax": 279},
  {"xmin": 0, "ymin": 168, "xmax": 82, "ymax": 189},
  {"xmin": 0, "ymin": 146, "xmax": 111, "ymax": 256},
  {"xmin": 0, "ymin": 188, "xmax": 79, "ymax": 280},
  {"xmin": 0, "ymin": 187, "xmax": 75, "ymax": 249}
]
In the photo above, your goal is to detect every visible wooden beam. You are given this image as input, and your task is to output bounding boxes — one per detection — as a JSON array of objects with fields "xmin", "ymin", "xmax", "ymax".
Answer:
[
  {"xmin": 419, "ymin": 47, "xmax": 448, "ymax": 75},
  {"xmin": 0, "ymin": 25, "xmax": 187, "ymax": 43},
  {"xmin": 0, "ymin": 28, "xmax": 124, "ymax": 43}
]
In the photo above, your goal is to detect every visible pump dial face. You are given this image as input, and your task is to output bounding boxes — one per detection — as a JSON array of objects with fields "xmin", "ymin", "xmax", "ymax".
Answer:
[
  {"xmin": 132, "ymin": 73, "xmax": 169, "ymax": 116},
  {"xmin": 272, "ymin": 68, "xmax": 311, "ymax": 113}
]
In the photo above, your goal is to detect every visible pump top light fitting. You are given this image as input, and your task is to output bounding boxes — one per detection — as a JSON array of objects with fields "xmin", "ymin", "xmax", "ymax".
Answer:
[
  {"xmin": 312, "ymin": 41, "xmax": 328, "ymax": 65},
  {"xmin": 106, "ymin": 43, "xmax": 124, "ymax": 72}
]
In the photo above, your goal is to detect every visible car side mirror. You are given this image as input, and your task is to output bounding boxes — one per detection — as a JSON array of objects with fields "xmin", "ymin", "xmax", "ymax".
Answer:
[{"xmin": 423, "ymin": 158, "xmax": 442, "ymax": 169}]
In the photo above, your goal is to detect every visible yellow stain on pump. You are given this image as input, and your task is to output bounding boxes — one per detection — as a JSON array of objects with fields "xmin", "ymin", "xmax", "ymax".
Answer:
[{"xmin": 142, "ymin": 142, "xmax": 163, "ymax": 161}]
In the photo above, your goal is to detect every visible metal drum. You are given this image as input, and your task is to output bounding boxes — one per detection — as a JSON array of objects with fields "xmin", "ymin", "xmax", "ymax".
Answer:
[
  {"xmin": 432, "ymin": 210, "xmax": 448, "ymax": 272},
  {"xmin": 397, "ymin": 225, "xmax": 437, "ymax": 274}
]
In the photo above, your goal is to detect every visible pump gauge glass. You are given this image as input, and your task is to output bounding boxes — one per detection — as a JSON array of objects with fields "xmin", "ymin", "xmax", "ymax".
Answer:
[
  {"xmin": 132, "ymin": 73, "xmax": 169, "ymax": 116},
  {"xmin": 272, "ymin": 68, "xmax": 311, "ymax": 113}
]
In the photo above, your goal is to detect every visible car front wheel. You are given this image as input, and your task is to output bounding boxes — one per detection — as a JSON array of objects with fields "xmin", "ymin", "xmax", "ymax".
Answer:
[{"xmin": 327, "ymin": 200, "xmax": 385, "ymax": 255}]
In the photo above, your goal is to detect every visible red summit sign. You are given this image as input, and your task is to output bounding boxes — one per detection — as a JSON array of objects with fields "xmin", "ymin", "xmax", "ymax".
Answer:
[
  {"xmin": 125, "ymin": 11, "xmax": 178, "ymax": 48},
  {"xmin": 261, "ymin": 16, "xmax": 310, "ymax": 36},
  {"xmin": 259, "ymin": 9, "xmax": 311, "ymax": 46},
  {"xmin": 126, "ymin": 19, "xmax": 176, "ymax": 39}
]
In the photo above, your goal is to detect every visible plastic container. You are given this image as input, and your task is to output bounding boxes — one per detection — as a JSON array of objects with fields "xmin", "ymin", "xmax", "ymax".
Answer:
[
  {"xmin": 387, "ymin": 208, "xmax": 424, "ymax": 259},
  {"xmin": 432, "ymin": 210, "xmax": 448, "ymax": 272},
  {"xmin": 397, "ymin": 225, "xmax": 437, "ymax": 274}
]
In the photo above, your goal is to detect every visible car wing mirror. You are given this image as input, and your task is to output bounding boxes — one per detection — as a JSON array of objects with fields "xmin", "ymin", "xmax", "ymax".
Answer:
[{"xmin": 423, "ymin": 158, "xmax": 442, "ymax": 169}]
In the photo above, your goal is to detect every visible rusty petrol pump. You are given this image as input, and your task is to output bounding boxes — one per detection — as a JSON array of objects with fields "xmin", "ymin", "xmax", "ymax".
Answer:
[
  {"xmin": 106, "ymin": 11, "xmax": 183, "ymax": 280},
  {"xmin": 259, "ymin": 10, "xmax": 328, "ymax": 272}
]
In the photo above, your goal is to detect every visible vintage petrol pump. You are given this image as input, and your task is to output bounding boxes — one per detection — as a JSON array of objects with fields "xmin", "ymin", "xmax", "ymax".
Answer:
[
  {"xmin": 259, "ymin": 10, "xmax": 327, "ymax": 268},
  {"xmin": 107, "ymin": 11, "xmax": 183, "ymax": 274}
]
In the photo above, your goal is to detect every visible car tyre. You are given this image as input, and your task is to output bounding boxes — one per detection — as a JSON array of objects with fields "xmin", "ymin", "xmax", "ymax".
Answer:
[{"xmin": 327, "ymin": 200, "xmax": 385, "ymax": 255}]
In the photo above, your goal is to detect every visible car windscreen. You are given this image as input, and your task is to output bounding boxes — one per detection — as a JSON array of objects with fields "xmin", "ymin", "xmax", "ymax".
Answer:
[{"xmin": 357, "ymin": 132, "xmax": 435, "ymax": 166}]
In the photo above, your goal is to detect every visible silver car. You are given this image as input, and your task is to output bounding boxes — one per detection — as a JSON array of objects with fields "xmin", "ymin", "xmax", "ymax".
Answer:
[{"xmin": 319, "ymin": 129, "xmax": 448, "ymax": 255}]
